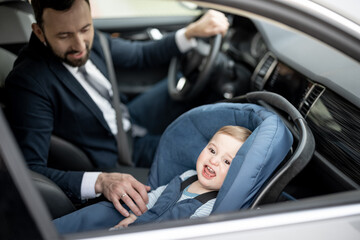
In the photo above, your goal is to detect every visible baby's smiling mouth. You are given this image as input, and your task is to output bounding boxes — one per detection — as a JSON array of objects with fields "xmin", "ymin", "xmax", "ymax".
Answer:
[{"xmin": 202, "ymin": 165, "xmax": 216, "ymax": 179}]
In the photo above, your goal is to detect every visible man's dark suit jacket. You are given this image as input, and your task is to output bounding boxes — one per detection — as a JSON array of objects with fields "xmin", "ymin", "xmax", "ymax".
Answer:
[{"xmin": 5, "ymin": 31, "xmax": 181, "ymax": 200}]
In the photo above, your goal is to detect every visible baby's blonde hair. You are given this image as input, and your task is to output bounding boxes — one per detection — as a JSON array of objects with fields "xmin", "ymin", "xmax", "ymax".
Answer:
[{"xmin": 214, "ymin": 125, "xmax": 252, "ymax": 143}]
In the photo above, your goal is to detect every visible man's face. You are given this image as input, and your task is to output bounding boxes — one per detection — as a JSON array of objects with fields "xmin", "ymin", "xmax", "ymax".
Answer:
[
  {"xmin": 33, "ymin": 0, "xmax": 94, "ymax": 67},
  {"xmin": 196, "ymin": 133, "xmax": 243, "ymax": 191}
]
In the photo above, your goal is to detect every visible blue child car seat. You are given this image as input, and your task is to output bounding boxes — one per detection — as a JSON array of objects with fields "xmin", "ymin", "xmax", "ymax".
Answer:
[
  {"xmin": 148, "ymin": 102, "xmax": 293, "ymax": 213},
  {"xmin": 53, "ymin": 94, "xmax": 314, "ymax": 234}
]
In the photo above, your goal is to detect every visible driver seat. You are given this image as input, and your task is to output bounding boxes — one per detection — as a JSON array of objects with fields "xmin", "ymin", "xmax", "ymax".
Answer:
[
  {"xmin": 0, "ymin": 0, "xmax": 83, "ymax": 218},
  {"xmin": 0, "ymin": 46, "xmax": 79, "ymax": 219},
  {"xmin": 0, "ymin": 1, "xmax": 151, "ymax": 219}
]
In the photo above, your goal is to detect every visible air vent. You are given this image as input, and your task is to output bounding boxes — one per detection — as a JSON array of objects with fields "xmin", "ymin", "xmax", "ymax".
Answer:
[
  {"xmin": 299, "ymin": 83, "xmax": 325, "ymax": 118},
  {"xmin": 252, "ymin": 52, "xmax": 277, "ymax": 90}
]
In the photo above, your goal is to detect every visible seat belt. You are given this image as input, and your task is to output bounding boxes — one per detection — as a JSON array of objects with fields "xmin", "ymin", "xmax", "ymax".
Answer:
[
  {"xmin": 98, "ymin": 31, "xmax": 133, "ymax": 166},
  {"xmin": 181, "ymin": 175, "xmax": 218, "ymax": 203}
]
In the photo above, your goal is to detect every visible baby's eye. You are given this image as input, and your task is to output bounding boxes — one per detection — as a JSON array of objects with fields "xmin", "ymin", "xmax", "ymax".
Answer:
[
  {"xmin": 208, "ymin": 147, "xmax": 215, "ymax": 154},
  {"xmin": 224, "ymin": 159, "xmax": 231, "ymax": 165}
]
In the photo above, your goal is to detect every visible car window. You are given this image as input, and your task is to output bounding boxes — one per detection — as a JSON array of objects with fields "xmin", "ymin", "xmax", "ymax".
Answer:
[{"xmin": 90, "ymin": 0, "xmax": 200, "ymax": 18}]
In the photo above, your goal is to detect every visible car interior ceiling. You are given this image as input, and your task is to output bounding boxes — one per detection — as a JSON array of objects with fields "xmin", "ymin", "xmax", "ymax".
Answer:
[{"xmin": 1, "ymin": 1, "xmax": 360, "ymax": 233}]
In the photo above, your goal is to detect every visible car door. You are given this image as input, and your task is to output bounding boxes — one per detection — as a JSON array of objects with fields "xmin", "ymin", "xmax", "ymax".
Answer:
[{"xmin": 90, "ymin": 0, "xmax": 201, "ymax": 98}]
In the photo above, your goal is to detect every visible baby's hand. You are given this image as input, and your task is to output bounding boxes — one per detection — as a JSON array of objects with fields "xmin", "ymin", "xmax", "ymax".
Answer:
[{"xmin": 112, "ymin": 213, "xmax": 138, "ymax": 229}]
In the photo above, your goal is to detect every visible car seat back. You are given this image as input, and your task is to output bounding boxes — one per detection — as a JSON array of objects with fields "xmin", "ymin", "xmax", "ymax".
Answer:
[
  {"xmin": 0, "ymin": 47, "xmax": 16, "ymax": 105},
  {"xmin": 0, "ymin": 0, "xmax": 33, "ymax": 105},
  {"xmin": 148, "ymin": 102, "xmax": 293, "ymax": 212}
]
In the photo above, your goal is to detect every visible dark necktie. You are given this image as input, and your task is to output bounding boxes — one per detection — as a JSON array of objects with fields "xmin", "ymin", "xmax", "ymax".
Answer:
[
  {"xmin": 78, "ymin": 66, "xmax": 113, "ymax": 103},
  {"xmin": 79, "ymin": 66, "xmax": 136, "ymax": 127}
]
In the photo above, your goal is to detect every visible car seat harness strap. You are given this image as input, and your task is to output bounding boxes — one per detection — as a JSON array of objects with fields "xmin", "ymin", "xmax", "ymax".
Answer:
[{"xmin": 181, "ymin": 175, "xmax": 218, "ymax": 204}]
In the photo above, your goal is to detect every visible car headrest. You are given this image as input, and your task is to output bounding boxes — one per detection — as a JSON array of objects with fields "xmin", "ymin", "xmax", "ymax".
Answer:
[
  {"xmin": 0, "ymin": 1, "xmax": 33, "ymax": 45},
  {"xmin": 148, "ymin": 102, "xmax": 293, "ymax": 212}
]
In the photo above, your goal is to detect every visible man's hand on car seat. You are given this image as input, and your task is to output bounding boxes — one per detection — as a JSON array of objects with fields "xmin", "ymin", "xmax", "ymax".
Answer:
[{"xmin": 95, "ymin": 172, "xmax": 151, "ymax": 217}]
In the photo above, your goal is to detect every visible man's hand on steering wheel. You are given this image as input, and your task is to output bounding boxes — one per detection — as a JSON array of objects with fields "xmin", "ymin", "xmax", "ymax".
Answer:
[
  {"xmin": 185, "ymin": 9, "xmax": 229, "ymax": 39},
  {"xmin": 168, "ymin": 10, "xmax": 229, "ymax": 101}
]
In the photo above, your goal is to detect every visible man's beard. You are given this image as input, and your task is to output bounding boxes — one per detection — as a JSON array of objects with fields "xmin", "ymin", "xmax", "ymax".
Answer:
[{"xmin": 44, "ymin": 37, "xmax": 91, "ymax": 67}]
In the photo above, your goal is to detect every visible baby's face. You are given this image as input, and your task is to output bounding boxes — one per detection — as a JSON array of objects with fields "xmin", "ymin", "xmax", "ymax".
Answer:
[{"xmin": 196, "ymin": 133, "xmax": 244, "ymax": 191}]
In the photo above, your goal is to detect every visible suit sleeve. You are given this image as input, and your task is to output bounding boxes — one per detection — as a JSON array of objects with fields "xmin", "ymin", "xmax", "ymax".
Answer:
[
  {"xmin": 5, "ymin": 72, "xmax": 84, "ymax": 201},
  {"xmin": 108, "ymin": 32, "xmax": 182, "ymax": 69}
]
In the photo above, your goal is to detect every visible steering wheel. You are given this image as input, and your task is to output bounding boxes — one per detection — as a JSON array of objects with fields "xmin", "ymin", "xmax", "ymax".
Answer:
[{"xmin": 168, "ymin": 34, "xmax": 222, "ymax": 101}]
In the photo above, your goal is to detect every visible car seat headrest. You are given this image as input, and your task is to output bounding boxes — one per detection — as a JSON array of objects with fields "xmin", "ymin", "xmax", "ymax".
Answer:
[{"xmin": 0, "ymin": 2, "xmax": 33, "ymax": 45}]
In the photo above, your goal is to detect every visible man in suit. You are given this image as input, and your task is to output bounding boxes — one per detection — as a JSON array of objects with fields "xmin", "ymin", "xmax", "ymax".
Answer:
[{"xmin": 5, "ymin": 0, "xmax": 229, "ymax": 218}]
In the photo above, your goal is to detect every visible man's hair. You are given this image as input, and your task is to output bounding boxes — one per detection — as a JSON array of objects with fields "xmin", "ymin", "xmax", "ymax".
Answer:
[
  {"xmin": 215, "ymin": 125, "xmax": 252, "ymax": 143},
  {"xmin": 31, "ymin": 0, "xmax": 90, "ymax": 28}
]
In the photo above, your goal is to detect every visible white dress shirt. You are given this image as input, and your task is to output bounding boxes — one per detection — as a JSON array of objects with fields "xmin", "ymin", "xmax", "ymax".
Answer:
[{"xmin": 64, "ymin": 28, "xmax": 197, "ymax": 199}]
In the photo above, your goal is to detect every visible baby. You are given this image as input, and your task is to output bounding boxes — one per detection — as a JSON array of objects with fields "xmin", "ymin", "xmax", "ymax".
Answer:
[{"xmin": 113, "ymin": 125, "xmax": 252, "ymax": 228}]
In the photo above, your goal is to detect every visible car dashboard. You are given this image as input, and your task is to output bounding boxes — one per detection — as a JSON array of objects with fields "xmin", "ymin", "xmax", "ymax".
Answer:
[{"xmin": 221, "ymin": 14, "xmax": 360, "ymax": 199}]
